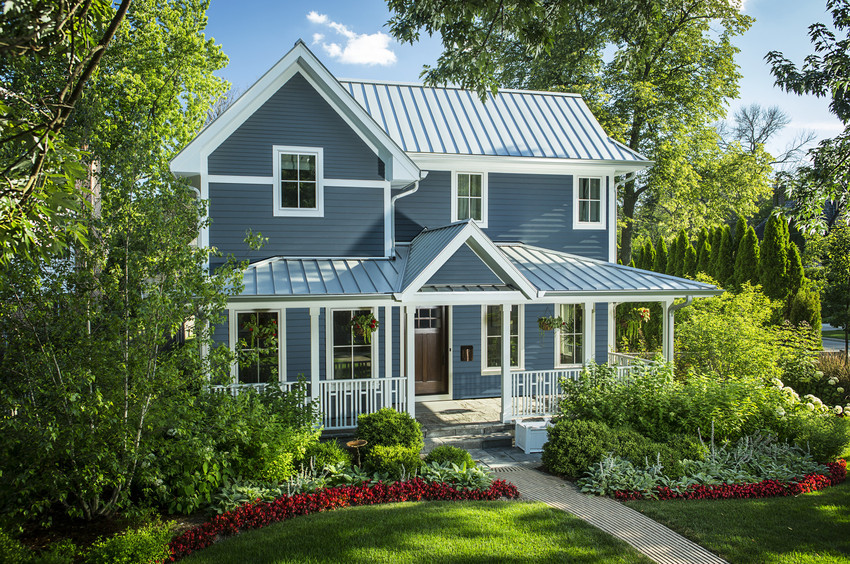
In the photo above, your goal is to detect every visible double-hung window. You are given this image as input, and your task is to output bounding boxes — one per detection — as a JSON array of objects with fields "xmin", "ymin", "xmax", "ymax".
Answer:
[
  {"xmin": 452, "ymin": 172, "xmax": 487, "ymax": 227},
  {"xmin": 556, "ymin": 304, "xmax": 584, "ymax": 366},
  {"xmin": 273, "ymin": 145, "xmax": 323, "ymax": 217},
  {"xmin": 235, "ymin": 311, "xmax": 279, "ymax": 384},
  {"xmin": 482, "ymin": 305, "xmax": 522, "ymax": 372},
  {"xmin": 573, "ymin": 176, "xmax": 605, "ymax": 229},
  {"xmin": 330, "ymin": 309, "xmax": 375, "ymax": 380}
]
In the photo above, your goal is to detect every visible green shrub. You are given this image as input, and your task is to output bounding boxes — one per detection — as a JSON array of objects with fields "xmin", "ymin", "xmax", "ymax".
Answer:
[
  {"xmin": 542, "ymin": 419, "xmax": 614, "ymax": 479},
  {"xmin": 84, "ymin": 521, "xmax": 171, "ymax": 564},
  {"xmin": 357, "ymin": 408, "xmax": 423, "ymax": 452},
  {"xmin": 364, "ymin": 444, "xmax": 422, "ymax": 479},
  {"xmin": 424, "ymin": 445, "xmax": 475, "ymax": 468},
  {"xmin": 303, "ymin": 440, "xmax": 351, "ymax": 470}
]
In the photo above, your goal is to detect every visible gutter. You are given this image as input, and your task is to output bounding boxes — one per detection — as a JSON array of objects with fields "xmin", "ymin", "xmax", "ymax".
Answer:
[{"xmin": 389, "ymin": 171, "xmax": 429, "ymax": 258}]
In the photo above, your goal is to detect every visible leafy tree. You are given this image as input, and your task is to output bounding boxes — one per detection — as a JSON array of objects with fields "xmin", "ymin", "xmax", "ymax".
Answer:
[
  {"xmin": 0, "ymin": 0, "xmax": 234, "ymax": 521},
  {"xmin": 760, "ymin": 214, "xmax": 790, "ymax": 301},
  {"xmin": 0, "ymin": 0, "xmax": 132, "ymax": 262},
  {"xmin": 767, "ymin": 0, "xmax": 850, "ymax": 231},
  {"xmin": 820, "ymin": 221, "xmax": 850, "ymax": 358},
  {"xmin": 653, "ymin": 237, "xmax": 668, "ymax": 273},
  {"xmin": 735, "ymin": 225, "xmax": 760, "ymax": 287},
  {"xmin": 386, "ymin": 0, "xmax": 753, "ymax": 263}
]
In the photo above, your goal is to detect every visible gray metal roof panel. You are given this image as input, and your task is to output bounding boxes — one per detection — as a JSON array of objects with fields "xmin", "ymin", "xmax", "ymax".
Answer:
[{"xmin": 341, "ymin": 81, "xmax": 648, "ymax": 162}]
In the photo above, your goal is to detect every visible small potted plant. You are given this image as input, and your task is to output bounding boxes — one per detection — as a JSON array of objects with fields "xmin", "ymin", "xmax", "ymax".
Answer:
[
  {"xmin": 537, "ymin": 315, "xmax": 565, "ymax": 332},
  {"xmin": 350, "ymin": 312, "xmax": 379, "ymax": 344}
]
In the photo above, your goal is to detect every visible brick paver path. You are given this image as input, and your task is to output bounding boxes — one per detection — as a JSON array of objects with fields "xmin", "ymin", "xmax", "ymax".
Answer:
[{"xmin": 493, "ymin": 466, "xmax": 728, "ymax": 564}]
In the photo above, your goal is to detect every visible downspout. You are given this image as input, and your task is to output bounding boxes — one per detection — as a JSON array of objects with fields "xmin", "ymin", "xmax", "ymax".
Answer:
[{"xmin": 389, "ymin": 171, "xmax": 429, "ymax": 258}]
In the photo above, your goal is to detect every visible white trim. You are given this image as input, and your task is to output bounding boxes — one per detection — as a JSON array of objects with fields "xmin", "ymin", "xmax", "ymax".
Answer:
[
  {"xmin": 208, "ymin": 175, "xmax": 274, "ymax": 185},
  {"xmin": 554, "ymin": 303, "xmax": 586, "ymax": 369},
  {"xmin": 450, "ymin": 171, "xmax": 488, "ymax": 228},
  {"xmin": 572, "ymin": 176, "xmax": 606, "ymax": 230},
  {"xmin": 409, "ymin": 153, "xmax": 650, "ymax": 175},
  {"xmin": 272, "ymin": 145, "xmax": 324, "ymax": 218},
  {"xmin": 481, "ymin": 304, "xmax": 524, "ymax": 375},
  {"xmin": 325, "ymin": 307, "xmax": 379, "ymax": 380}
]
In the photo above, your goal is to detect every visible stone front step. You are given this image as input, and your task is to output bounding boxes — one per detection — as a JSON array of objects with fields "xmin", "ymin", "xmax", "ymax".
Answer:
[{"xmin": 424, "ymin": 431, "xmax": 514, "ymax": 451}]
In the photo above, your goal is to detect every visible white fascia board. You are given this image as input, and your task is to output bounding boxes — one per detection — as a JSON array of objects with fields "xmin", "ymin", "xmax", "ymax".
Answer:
[
  {"xmin": 169, "ymin": 41, "xmax": 420, "ymax": 183},
  {"xmin": 408, "ymin": 153, "xmax": 652, "ymax": 175}
]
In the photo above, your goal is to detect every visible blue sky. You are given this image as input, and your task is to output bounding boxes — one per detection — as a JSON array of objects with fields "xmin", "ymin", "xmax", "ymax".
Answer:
[{"xmin": 204, "ymin": 0, "xmax": 843, "ymax": 160}]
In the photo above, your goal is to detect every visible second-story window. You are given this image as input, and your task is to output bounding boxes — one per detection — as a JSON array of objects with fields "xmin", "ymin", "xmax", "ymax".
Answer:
[
  {"xmin": 273, "ymin": 145, "xmax": 323, "ymax": 217},
  {"xmin": 574, "ymin": 176, "xmax": 605, "ymax": 229},
  {"xmin": 452, "ymin": 172, "xmax": 487, "ymax": 227}
]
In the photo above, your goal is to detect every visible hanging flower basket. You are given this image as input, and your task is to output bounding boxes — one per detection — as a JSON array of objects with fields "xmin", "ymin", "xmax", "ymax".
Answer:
[
  {"xmin": 351, "ymin": 312, "xmax": 379, "ymax": 344},
  {"xmin": 537, "ymin": 316, "xmax": 565, "ymax": 331}
]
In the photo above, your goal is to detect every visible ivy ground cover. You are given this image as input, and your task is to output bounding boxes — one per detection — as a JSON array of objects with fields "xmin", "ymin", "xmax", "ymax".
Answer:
[{"xmin": 182, "ymin": 501, "xmax": 653, "ymax": 563}]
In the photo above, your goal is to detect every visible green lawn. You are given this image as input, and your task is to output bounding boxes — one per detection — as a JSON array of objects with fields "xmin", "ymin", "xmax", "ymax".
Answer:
[
  {"xmin": 624, "ymin": 480, "xmax": 850, "ymax": 563},
  {"xmin": 183, "ymin": 501, "xmax": 652, "ymax": 563}
]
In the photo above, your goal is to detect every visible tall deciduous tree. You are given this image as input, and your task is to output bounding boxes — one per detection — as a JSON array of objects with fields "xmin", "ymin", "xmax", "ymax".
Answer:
[{"xmin": 386, "ymin": 0, "xmax": 753, "ymax": 263}]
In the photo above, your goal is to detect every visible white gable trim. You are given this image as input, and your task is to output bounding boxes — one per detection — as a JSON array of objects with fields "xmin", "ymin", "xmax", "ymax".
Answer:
[
  {"xmin": 396, "ymin": 222, "xmax": 537, "ymax": 301},
  {"xmin": 170, "ymin": 41, "xmax": 419, "ymax": 183}
]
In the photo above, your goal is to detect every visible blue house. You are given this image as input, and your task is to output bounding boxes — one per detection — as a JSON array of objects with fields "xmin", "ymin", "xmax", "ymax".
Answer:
[{"xmin": 170, "ymin": 41, "xmax": 718, "ymax": 429}]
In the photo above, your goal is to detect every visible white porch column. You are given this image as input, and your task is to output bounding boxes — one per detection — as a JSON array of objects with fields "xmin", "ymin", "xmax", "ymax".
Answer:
[
  {"xmin": 582, "ymin": 301, "xmax": 594, "ymax": 365},
  {"xmin": 500, "ymin": 303, "xmax": 512, "ymax": 423},
  {"xmin": 661, "ymin": 299, "xmax": 674, "ymax": 362},
  {"xmin": 309, "ymin": 307, "xmax": 320, "ymax": 402},
  {"xmin": 404, "ymin": 305, "xmax": 415, "ymax": 417}
]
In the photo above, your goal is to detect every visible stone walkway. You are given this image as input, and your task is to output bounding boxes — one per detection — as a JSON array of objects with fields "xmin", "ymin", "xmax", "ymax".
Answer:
[{"xmin": 470, "ymin": 448, "xmax": 728, "ymax": 564}]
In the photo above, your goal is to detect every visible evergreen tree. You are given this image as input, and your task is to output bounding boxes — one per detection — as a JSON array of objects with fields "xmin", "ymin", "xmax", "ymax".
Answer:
[
  {"xmin": 734, "ymin": 225, "xmax": 760, "ymax": 287},
  {"xmin": 642, "ymin": 240, "xmax": 656, "ymax": 271},
  {"xmin": 697, "ymin": 239, "xmax": 712, "ymax": 276},
  {"xmin": 787, "ymin": 243, "xmax": 804, "ymax": 296},
  {"xmin": 760, "ymin": 214, "xmax": 790, "ymax": 301},
  {"xmin": 718, "ymin": 225, "xmax": 735, "ymax": 287},
  {"xmin": 684, "ymin": 242, "xmax": 697, "ymax": 278},
  {"xmin": 710, "ymin": 227, "xmax": 723, "ymax": 278},
  {"xmin": 653, "ymin": 238, "xmax": 668, "ymax": 273}
]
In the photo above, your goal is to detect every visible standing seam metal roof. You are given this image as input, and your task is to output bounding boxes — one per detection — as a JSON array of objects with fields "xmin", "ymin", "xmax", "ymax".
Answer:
[{"xmin": 340, "ymin": 80, "xmax": 649, "ymax": 162}]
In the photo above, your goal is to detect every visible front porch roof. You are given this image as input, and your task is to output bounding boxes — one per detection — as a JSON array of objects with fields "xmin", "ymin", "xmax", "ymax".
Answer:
[{"xmin": 237, "ymin": 226, "xmax": 721, "ymax": 300}]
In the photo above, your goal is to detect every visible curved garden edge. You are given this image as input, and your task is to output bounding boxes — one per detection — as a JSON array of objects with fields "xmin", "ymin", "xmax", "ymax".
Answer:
[
  {"xmin": 611, "ymin": 459, "xmax": 846, "ymax": 502},
  {"xmin": 167, "ymin": 478, "xmax": 520, "ymax": 562}
]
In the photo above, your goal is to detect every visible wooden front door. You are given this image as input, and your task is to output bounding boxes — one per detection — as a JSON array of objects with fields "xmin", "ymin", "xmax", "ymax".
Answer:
[{"xmin": 414, "ymin": 306, "xmax": 449, "ymax": 395}]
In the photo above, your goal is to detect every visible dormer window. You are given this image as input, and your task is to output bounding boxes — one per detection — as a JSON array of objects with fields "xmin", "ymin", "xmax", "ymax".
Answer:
[
  {"xmin": 452, "ymin": 172, "xmax": 488, "ymax": 227},
  {"xmin": 273, "ymin": 145, "xmax": 324, "ymax": 217},
  {"xmin": 573, "ymin": 176, "xmax": 605, "ymax": 229}
]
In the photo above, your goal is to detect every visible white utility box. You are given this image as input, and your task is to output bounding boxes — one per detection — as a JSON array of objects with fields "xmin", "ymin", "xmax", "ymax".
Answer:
[{"xmin": 515, "ymin": 418, "xmax": 552, "ymax": 454}]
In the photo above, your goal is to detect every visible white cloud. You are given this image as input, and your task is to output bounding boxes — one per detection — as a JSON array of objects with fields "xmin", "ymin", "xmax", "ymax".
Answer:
[{"xmin": 306, "ymin": 12, "xmax": 397, "ymax": 66}]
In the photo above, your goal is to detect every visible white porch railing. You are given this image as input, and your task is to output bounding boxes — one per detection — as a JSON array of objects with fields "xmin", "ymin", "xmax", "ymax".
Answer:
[
  {"xmin": 319, "ymin": 377, "xmax": 407, "ymax": 430},
  {"xmin": 209, "ymin": 381, "xmax": 306, "ymax": 396},
  {"xmin": 511, "ymin": 369, "xmax": 580, "ymax": 418}
]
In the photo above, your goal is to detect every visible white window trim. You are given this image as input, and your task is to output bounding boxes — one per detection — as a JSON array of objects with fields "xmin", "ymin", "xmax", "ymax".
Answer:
[
  {"xmin": 554, "ymin": 303, "xmax": 584, "ymax": 368},
  {"xmin": 572, "ymin": 176, "xmax": 606, "ymax": 230},
  {"xmin": 451, "ymin": 171, "xmax": 488, "ymax": 228},
  {"xmin": 229, "ymin": 308, "xmax": 285, "ymax": 384},
  {"xmin": 481, "ymin": 304, "xmax": 524, "ymax": 375},
  {"xmin": 325, "ymin": 307, "xmax": 379, "ymax": 380},
  {"xmin": 272, "ymin": 145, "xmax": 324, "ymax": 217}
]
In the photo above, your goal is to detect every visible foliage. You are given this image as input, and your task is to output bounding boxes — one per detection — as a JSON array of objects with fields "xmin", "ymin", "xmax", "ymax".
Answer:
[
  {"xmin": 766, "ymin": 0, "xmax": 850, "ymax": 232},
  {"xmin": 356, "ymin": 408, "xmax": 424, "ymax": 453},
  {"xmin": 0, "ymin": 0, "xmax": 131, "ymax": 262},
  {"xmin": 542, "ymin": 419, "xmax": 614, "ymax": 479},
  {"xmin": 424, "ymin": 446, "xmax": 476, "ymax": 468},
  {"xmin": 364, "ymin": 445, "xmax": 423, "ymax": 479},
  {"xmin": 169, "ymin": 479, "xmax": 520, "ymax": 561},
  {"xmin": 303, "ymin": 440, "xmax": 351, "ymax": 471},
  {"xmin": 84, "ymin": 520, "xmax": 171, "ymax": 564}
]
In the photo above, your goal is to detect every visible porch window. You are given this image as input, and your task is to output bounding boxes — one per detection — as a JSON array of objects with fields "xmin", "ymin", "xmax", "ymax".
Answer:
[
  {"xmin": 273, "ymin": 145, "xmax": 323, "ymax": 217},
  {"xmin": 236, "ymin": 311, "xmax": 279, "ymax": 383},
  {"xmin": 452, "ymin": 172, "xmax": 487, "ymax": 227},
  {"xmin": 331, "ymin": 309, "xmax": 374, "ymax": 379},
  {"xmin": 573, "ymin": 177, "xmax": 605, "ymax": 229},
  {"xmin": 483, "ymin": 305, "xmax": 522, "ymax": 372},
  {"xmin": 556, "ymin": 304, "xmax": 583, "ymax": 366}
]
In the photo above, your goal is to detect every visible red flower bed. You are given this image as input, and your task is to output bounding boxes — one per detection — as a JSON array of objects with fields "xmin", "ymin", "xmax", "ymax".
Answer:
[
  {"xmin": 613, "ymin": 459, "xmax": 847, "ymax": 502},
  {"xmin": 168, "ymin": 478, "xmax": 519, "ymax": 561}
]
